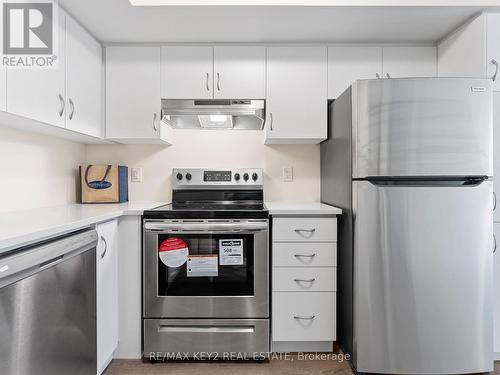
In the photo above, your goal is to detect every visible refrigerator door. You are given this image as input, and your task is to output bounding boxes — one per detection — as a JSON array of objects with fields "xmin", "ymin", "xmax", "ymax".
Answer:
[
  {"xmin": 353, "ymin": 179, "xmax": 493, "ymax": 374},
  {"xmin": 353, "ymin": 78, "xmax": 493, "ymax": 178}
]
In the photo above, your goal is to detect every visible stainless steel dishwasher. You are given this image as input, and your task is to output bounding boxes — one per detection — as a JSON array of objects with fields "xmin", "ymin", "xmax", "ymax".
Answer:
[{"xmin": 0, "ymin": 229, "xmax": 98, "ymax": 375}]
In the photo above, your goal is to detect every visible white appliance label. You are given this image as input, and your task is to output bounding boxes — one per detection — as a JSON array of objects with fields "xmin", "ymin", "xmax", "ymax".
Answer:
[
  {"xmin": 159, "ymin": 238, "xmax": 189, "ymax": 268},
  {"xmin": 219, "ymin": 239, "xmax": 243, "ymax": 265},
  {"xmin": 187, "ymin": 255, "xmax": 218, "ymax": 277}
]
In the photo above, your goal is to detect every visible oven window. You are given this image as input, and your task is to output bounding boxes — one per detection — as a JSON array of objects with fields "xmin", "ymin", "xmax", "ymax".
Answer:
[{"xmin": 157, "ymin": 233, "xmax": 254, "ymax": 296}]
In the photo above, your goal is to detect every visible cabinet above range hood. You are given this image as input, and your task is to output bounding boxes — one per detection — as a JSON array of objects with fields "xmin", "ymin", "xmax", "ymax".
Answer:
[{"xmin": 161, "ymin": 99, "xmax": 265, "ymax": 130}]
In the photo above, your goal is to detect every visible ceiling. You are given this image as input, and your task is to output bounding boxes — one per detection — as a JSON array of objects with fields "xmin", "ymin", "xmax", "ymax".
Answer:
[{"xmin": 58, "ymin": 0, "xmax": 499, "ymax": 44}]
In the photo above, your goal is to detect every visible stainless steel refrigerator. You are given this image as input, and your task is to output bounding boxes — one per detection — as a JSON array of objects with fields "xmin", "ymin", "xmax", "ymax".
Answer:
[{"xmin": 321, "ymin": 78, "xmax": 494, "ymax": 374}]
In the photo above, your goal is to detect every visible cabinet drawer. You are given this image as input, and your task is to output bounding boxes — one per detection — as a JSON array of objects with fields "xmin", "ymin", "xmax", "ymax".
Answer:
[
  {"xmin": 272, "ymin": 292, "xmax": 336, "ymax": 342},
  {"xmin": 273, "ymin": 243, "xmax": 336, "ymax": 267},
  {"xmin": 273, "ymin": 267, "xmax": 336, "ymax": 292},
  {"xmin": 273, "ymin": 217, "xmax": 337, "ymax": 242}
]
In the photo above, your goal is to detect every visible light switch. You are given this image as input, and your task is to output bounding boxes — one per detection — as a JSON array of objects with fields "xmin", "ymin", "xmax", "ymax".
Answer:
[
  {"xmin": 131, "ymin": 167, "xmax": 143, "ymax": 183},
  {"xmin": 282, "ymin": 167, "xmax": 293, "ymax": 182}
]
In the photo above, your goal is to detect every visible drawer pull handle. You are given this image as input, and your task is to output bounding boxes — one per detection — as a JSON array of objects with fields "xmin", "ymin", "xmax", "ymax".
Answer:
[
  {"xmin": 294, "ymin": 228, "xmax": 316, "ymax": 233},
  {"xmin": 294, "ymin": 315, "xmax": 315, "ymax": 320},
  {"xmin": 294, "ymin": 253, "xmax": 316, "ymax": 258},
  {"xmin": 294, "ymin": 278, "xmax": 315, "ymax": 283}
]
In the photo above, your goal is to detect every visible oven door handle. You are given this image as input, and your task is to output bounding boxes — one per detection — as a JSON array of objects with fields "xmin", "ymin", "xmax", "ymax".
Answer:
[{"xmin": 144, "ymin": 221, "xmax": 268, "ymax": 233}]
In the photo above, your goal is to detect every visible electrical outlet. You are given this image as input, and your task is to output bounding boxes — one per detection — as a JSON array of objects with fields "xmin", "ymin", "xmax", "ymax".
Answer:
[
  {"xmin": 282, "ymin": 167, "xmax": 293, "ymax": 182},
  {"xmin": 131, "ymin": 167, "xmax": 143, "ymax": 183}
]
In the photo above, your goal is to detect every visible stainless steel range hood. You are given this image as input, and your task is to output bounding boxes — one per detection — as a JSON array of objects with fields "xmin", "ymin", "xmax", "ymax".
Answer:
[{"xmin": 161, "ymin": 99, "xmax": 265, "ymax": 130}]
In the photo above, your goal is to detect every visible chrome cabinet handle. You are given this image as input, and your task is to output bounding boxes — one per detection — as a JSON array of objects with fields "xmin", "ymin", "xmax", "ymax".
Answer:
[
  {"xmin": 58, "ymin": 94, "xmax": 65, "ymax": 117},
  {"xmin": 153, "ymin": 113, "xmax": 158, "ymax": 131},
  {"xmin": 294, "ymin": 253, "xmax": 316, "ymax": 258},
  {"xmin": 206, "ymin": 73, "xmax": 210, "ymax": 91},
  {"xmin": 494, "ymin": 234, "xmax": 497, "ymax": 254},
  {"xmin": 269, "ymin": 112, "xmax": 273, "ymax": 131},
  {"xmin": 386, "ymin": 73, "xmax": 391, "ymax": 79},
  {"xmin": 491, "ymin": 59, "xmax": 499, "ymax": 82},
  {"xmin": 216, "ymin": 73, "xmax": 220, "ymax": 91},
  {"xmin": 294, "ymin": 278, "xmax": 315, "ymax": 283},
  {"xmin": 294, "ymin": 315, "xmax": 315, "ymax": 320},
  {"xmin": 100, "ymin": 236, "xmax": 107, "ymax": 259},
  {"xmin": 295, "ymin": 228, "xmax": 316, "ymax": 233},
  {"xmin": 68, "ymin": 98, "xmax": 75, "ymax": 120},
  {"xmin": 376, "ymin": 73, "xmax": 381, "ymax": 79},
  {"xmin": 494, "ymin": 192, "xmax": 497, "ymax": 212}
]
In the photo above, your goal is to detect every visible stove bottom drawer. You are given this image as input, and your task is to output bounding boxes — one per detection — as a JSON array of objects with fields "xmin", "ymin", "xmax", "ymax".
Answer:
[{"xmin": 143, "ymin": 318, "xmax": 270, "ymax": 359}]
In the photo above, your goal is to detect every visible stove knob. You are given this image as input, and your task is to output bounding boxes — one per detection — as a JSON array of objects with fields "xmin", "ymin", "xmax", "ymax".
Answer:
[
  {"xmin": 234, "ymin": 173, "xmax": 240, "ymax": 181},
  {"xmin": 176, "ymin": 173, "xmax": 183, "ymax": 181},
  {"xmin": 252, "ymin": 173, "xmax": 258, "ymax": 181},
  {"xmin": 243, "ymin": 173, "xmax": 249, "ymax": 181},
  {"xmin": 185, "ymin": 172, "xmax": 192, "ymax": 181}
]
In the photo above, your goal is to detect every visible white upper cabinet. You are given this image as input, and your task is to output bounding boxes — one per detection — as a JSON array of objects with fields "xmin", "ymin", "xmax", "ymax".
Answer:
[
  {"xmin": 7, "ymin": 10, "xmax": 66, "ymax": 128},
  {"xmin": 161, "ymin": 46, "xmax": 266, "ymax": 100},
  {"xmin": 161, "ymin": 46, "xmax": 213, "ymax": 99},
  {"xmin": 328, "ymin": 46, "xmax": 382, "ymax": 99},
  {"xmin": 382, "ymin": 46, "xmax": 437, "ymax": 78},
  {"xmin": 488, "ymin": 14, "xmax": 500, "ymax": 91},
  {"xmin": 266, "ymin": 47, "xmax": 327, "ymax": 144},
  {"xmin": 213, "ymin": 46, "xmax": 266, "ymax": 99},
  {"xmin": 438, "ymin": 13, "xmax": 499, "ymax": 91},
  {"xmin": 65, "ymin": 16, "xmax": 103, "ymax": 138},
  {"xmin": 106, "ymin": 46, "xmax": 172, "ymax": 144}
]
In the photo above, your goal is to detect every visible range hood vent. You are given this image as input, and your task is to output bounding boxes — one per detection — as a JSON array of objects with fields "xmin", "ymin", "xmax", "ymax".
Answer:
[{"xmin": 161, "ymin": 99, "xmax": 265, "ymax": 130}]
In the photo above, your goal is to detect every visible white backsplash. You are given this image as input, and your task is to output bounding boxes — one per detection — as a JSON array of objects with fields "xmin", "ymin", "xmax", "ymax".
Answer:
[{"xmin": 86, "ymin": 130, "xmax": 320, "ymax": 203}]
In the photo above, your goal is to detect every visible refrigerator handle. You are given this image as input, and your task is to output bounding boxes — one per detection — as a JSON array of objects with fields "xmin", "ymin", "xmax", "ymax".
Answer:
[
  {"xmin": 366, "ymin": 177, "xmax": 487, "ymax": 187},
  {"xmin": 494, "ymin": 192, "xmax": 497, "ymax": 212},
  {"xmin": 494, "ymin": 234, "xmax": 497, "ymax": 254}
]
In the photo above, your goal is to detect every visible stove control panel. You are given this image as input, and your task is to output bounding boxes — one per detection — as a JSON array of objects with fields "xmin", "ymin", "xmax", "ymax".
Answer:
[{"xmin": 172, "ymin": 168, "xmax": 263, "ymax": 190}]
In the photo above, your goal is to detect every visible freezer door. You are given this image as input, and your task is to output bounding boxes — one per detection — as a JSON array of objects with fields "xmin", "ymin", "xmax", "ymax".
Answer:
[
  {"xmin": 353, "ymin": 78, "xmax": 493, "ymax": 178},
  {"xmin": 353, "ymin": 179, "xmax": 493, "ymax": 374}
]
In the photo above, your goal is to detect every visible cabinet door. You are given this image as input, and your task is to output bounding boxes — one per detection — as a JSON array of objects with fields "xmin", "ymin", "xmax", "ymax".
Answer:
[
  {"xmin": 488, "ymin": 14, "xmax": 500, "ymax": 92},
  {"xmin": 65, "ymin": 15, "xmax": 103, "ymax": 137},
  {"xmin": 96, "ymin": 219, "xmax": 119, "ymax": 373},
  {"xmin": 0, "ymin": 68, "xmax": 5, "ymax": 111},
  {"xmin": 495, "ymin": 222, "xmax": 500, "ymax": 355},
  {"xmin": 161, "ymin": 46, "xmax": 213, "ymax": 99},
  {"xmin": 383, "ymin": 46, "xmax": 437, "ymax": 78},
  {"xmin": 438, "ymin": 15, "xmax": 487, "ymax": 79},
  {"xmin": 494, "ymin": 93, "xmax": 500, "ymax": 222},
  {"xmin": 328, "ymin": 46, "xmax": 382, "ymax": 99},
  {"xmin": 106, "ymin": 47, "xmax": 163, "ymax": 141},
  {"xmin": 6, "ymin": 10, "xmax": 65, "ymax": 127},
  {"xmin": 213, "ymin": 46, "xmax": 265, "ymax": 99},
  {"xmin": 266, "ymin": 47, "xmax": 327, "ymax": 143}
]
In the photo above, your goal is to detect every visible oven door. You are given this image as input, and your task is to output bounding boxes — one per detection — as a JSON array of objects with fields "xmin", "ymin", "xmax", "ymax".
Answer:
[{"xmin": 143, "ymin": 219, "xmax": 269, "ymax": 319}]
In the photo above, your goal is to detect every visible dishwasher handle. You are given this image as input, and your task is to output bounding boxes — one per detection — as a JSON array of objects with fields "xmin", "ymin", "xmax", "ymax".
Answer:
[{"xmin": 0, "ymin": 229, "xmax": 98, "ymax": 288}]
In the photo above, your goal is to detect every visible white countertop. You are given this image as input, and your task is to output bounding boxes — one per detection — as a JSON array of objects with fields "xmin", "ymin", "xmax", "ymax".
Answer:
[
  {"xmin": 0, "ymin": 202, "xmax": 166, "ymax": 254},
  {"xmin": 265, "ymin": 202, "xmax": 342, "ymax": 216}
]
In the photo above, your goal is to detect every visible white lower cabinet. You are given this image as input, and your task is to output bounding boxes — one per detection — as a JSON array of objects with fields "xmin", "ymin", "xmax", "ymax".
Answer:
[
  {"xmin": 272, "ymin": 215, "xmax": 337, "ymax": 351},
  {"xmin": 273, "ymin": 292, "xmax": 336, "ymax": 342},
  {"xmin": 495, "ymin": 223, "xmax": 500, "ymax": 357},
  {"xmin": 96, "ymin": 219, "xmax": 119, "ymax": 374},
  {"xmin": 494, "ymin": 93, "xmax": 500, "ymax": 222}
]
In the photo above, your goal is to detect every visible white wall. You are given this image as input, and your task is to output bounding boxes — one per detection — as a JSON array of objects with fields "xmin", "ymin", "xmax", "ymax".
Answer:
[
  {"xmin": 0, "ymin": 127, "xmax": 86, "ymax": 213},
  {"xmin": 86, "ymin": 130, "xmax": 320, "ymax": 203}
]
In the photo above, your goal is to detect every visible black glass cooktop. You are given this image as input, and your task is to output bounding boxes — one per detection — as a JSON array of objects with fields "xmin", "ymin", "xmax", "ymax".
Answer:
[
  {"xmin": 143, "ymin": 189, "xmax": 268, "ymax": 219},
  {"xmin": 143, "ymin": 202, "xmax": 268, "ymax": 220}
]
